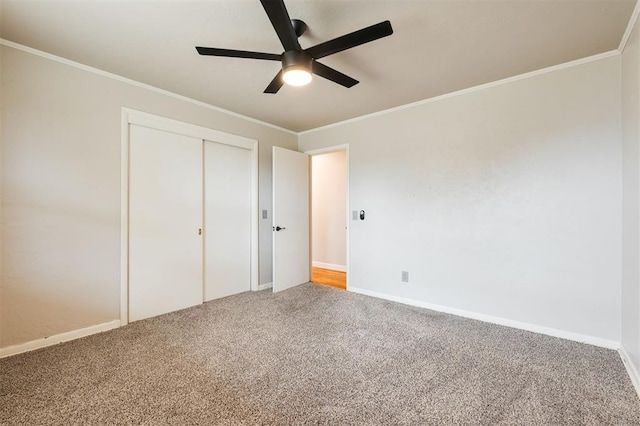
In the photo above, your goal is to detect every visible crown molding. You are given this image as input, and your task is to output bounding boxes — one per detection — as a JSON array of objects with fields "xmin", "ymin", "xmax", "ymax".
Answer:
[
  {"xmin": 619, "ymin": 0, "xmax": 640, "ymax": 53},
  {"xmin": 0, "ymin": 38, "xmax": 297, "ymax": 136},
  {"xmin": 299, "ymin": 50, "xmax": 620, "ymax": 136},
  {"xmin": 0, "ymin": 38, "xmax": 624, "ymax": 138}
]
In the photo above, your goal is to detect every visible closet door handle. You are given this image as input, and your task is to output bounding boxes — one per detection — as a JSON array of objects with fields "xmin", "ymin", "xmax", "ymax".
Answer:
[{"xmin": 198, "ymin": 228, "xmax": 202, "ymax": 235}]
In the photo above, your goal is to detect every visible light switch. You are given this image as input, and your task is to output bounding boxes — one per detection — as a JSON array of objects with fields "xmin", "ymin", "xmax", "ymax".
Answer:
[
  {"xmin": 352, "ymin": 210, "xmax": 358, "ymax": 220},
  {"xmin": 262, "ymin": 210, "xmax": 268, "ymax": 219}
]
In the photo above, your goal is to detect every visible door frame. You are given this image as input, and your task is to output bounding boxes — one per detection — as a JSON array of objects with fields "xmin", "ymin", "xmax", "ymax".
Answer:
[
  {"xmin": 304, "ymin": 144, "xmax": 350, "ymax": 290},
  {"xmin": 120, "ymin": 108, "xmax": 259, "ymax": 325}
]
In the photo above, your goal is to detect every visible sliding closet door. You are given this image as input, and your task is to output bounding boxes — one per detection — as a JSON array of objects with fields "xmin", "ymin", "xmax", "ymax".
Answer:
[
  {"xmin": 204, "ymin": 141, "xmax": 251, "ymax": 301},
  {"xmin": 129, "ymin": 125, "xmax": 203, "ymax": 322}
]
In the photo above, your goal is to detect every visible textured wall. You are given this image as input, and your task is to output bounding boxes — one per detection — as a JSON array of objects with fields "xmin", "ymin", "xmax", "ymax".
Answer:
[
  {"xmin": 300, "ymin": 57, "xmax": 622, "ymax": 343},
  {"xmin": 622, "ymin": 14, "xmax": 640, "ymax": 383}
]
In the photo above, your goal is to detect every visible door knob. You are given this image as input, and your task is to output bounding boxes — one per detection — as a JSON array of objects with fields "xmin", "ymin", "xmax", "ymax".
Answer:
[{"xmin": 274, "ymin": 226, "xmax": 286, "ymax": 231}]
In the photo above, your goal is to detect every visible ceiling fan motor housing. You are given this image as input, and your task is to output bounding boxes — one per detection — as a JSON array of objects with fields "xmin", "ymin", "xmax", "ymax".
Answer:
[{"xmin": 282, "ymin": 50, "xmax": 313, "ymax": 72}]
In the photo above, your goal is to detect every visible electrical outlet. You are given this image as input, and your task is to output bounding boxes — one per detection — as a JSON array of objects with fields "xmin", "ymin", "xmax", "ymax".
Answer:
[
  {"xmin": 401, "ymin": 271, "xmax": 409, "ymax": 283},
  {"xmin": 352, "ymin": 210, "xmax": 358, "ymax": 220},
  {"xmin": 262, "ymin": 210, "xmax": 268, "ymax": 219}
]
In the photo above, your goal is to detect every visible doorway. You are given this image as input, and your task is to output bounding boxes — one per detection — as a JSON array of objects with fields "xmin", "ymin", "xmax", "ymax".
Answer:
[{"xmin": 309, "ymin": 147, "xmax": 348, "ymax": 290}]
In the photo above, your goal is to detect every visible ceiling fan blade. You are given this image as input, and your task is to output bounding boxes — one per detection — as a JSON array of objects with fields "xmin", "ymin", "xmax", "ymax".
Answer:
[
  {"xmin": 196, "ymin": 47, "xmax": 281, "ymax": 61},
  {"xmin": 260, "ymin": 0, "xmax": 301, "ymax": 51},
  {"xmin": 312, "ymin": 61, "xmax": 359, "ymax": 88},
  {"xmin": 264, "ymin": 70, "xmax": 285, "ymax": 94},
  {"xmin": 306, "ymin": 20, "xmax": 393, "ymax": 59}
]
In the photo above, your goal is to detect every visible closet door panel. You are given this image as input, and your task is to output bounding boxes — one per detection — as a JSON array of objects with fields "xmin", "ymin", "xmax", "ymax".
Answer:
[
  {"xmin": 129, "ymin": 125, "xmax": 203, "ymax": 322},
  {"xmin": 204, "ymin": 141, "xmax": 251, "ymax": 301}
]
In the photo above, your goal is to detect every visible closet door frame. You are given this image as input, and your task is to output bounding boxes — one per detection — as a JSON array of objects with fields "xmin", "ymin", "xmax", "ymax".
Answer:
[{"xmin": 120, "ymin": 108, "xmax": 259, "ymax": 326}]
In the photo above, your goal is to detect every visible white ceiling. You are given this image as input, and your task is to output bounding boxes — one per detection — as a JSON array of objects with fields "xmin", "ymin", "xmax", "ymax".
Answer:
[{"xmin": 1, "ymin": 0, "xmax": 636, "ymax": 132}]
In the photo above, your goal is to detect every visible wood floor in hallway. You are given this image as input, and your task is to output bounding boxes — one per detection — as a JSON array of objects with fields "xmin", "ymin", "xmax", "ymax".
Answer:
[{"xmin": 311, "ymin": 267, "xmax": 346, "ymax": 290}]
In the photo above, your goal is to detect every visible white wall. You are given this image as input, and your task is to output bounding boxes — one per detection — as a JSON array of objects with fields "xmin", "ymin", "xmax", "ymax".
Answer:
[
  {"xmin": 0, "ymin": 44, "xmax": 297, "ymax": 348},
  {"xmin": 300, "ymin": 56, "xmax": 622, "ymax": 344},
  {"xmin": 311, "ymin": 151, "xmax": 347, "ymax": 270},
  {"xmin": 622, "ymin": 13, "xmax": 640, "ymax": 385}
]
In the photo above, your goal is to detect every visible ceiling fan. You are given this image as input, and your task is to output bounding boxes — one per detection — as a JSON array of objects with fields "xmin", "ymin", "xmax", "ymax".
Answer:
[{"xmin": 196, "ymin": 0, "xmax": 393, "ymax": 94}]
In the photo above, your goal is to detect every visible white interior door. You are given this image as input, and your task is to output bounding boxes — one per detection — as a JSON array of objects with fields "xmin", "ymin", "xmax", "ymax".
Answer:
[
  {"xmin": 204, "ymin": 141, "xmax": 252, "ymax": 300},
  {"xmin": 129, "ymin": 125, "xmax": 203, "ymax": 322},
  {"xmin": 272, "ymin": 146, "xmax": 309, "ymax": 292}
]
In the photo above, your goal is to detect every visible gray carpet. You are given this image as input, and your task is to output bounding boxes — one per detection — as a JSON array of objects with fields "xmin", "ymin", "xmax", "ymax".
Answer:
[{"xmin": 1, "ymin": 283, "xmax": 639, "ymax": 425}]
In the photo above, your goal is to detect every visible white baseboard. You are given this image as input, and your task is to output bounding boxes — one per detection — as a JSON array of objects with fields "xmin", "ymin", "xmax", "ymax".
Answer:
[
  {"xmin": 312, "ymin": 262, "xmax": 347, "ymax": 272},
  {"xmin": 620, "ymin": 345, "xmax": 640, "ymax": 399},
  {"xmin": 348, "ymin": 286, "xmax": 620, "ymax": 350},
  {"xmin": 0, "ymin": 319, "xmax": 121, "ymax": 359},
  {"xmin": 257, "ymin": 282, "xmax": 273, "ymax": 291}
]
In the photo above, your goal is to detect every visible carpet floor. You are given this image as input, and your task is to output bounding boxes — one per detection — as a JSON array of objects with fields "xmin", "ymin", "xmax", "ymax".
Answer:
[{"xmin": 1, "ymin": 283, "xmax": 640, "ymax": 425}]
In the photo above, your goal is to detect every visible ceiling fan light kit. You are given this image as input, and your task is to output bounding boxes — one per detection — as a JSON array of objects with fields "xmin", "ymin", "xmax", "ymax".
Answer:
[
  {"xmin": 282, "ymin": 50, "xmax": 312, "ymax": 86},
  {"xmin": 195, "ymin": 0, "xmax": 393, "ymax": 94},
  {"xmin": 282, "ymin": 69, "xmax": 312, "ymax": 86}
]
